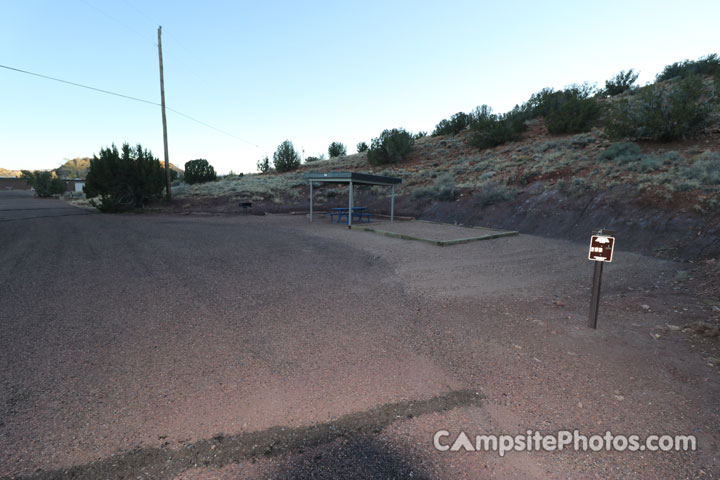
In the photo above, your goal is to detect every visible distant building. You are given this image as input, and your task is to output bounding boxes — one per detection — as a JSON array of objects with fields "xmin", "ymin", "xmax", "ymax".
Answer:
[
  {"xmin": 62, "ymin": 178, "xmax": 85, "ymax": 193},
  {"xmin": 0, "ymin": 177, "xmax": 31, "ymax": 190}
]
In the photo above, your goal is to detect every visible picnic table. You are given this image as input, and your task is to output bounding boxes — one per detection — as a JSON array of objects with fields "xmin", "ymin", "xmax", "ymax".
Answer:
[{"xmin": 329, "ymin": 207, "xmax": 373, "ymax": 224}]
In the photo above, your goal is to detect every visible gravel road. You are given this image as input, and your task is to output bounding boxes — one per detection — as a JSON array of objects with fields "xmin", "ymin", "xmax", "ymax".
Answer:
[{"xmin": 1, "ymin": 190, "xmax": 718, "ymax": 479}]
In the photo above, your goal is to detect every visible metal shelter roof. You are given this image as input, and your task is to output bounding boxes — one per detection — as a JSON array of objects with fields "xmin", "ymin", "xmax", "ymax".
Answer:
[
  {"xmin": 303, "ymin": 172, "xmax": 401, "ymax": 186},
  {"xmin": 305, "ymin": 172, "xmax": 401, "ymax": 226}
]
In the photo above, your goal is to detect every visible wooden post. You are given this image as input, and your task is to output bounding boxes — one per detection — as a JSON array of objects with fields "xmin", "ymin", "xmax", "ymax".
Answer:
[
  {"xmin": 589, "ymin": 260, "xmax": 604, "ymax": 329},
  {"xmin": 157, "ymin": 26, "xmax": 171, "ymax": 201}
]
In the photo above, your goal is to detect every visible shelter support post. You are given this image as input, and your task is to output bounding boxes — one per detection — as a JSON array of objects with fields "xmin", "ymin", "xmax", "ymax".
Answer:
[
  {"xmin": 309, "ymin": 181, "xmax": 313, "ymax": 222},
  {"xmin": 391, "ymin": 185, "xmax": 395, "ymax": 222},
  {"xmin": 348, "ymin": 181, "xmax": 353, "ymax": 228}
]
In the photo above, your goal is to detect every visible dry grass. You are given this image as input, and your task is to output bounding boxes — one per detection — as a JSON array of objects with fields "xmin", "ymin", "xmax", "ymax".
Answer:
[{"xmin": 172, "ymin": 173, "xmax": 305, "ymax": 201}]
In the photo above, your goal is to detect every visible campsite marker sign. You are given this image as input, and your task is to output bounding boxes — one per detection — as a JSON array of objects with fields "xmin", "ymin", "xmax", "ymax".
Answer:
[
  {"xmin": 588, "ymin": 229, "xmax": 615, "ymax": 329},
  {"xmin": 588, "ymin": 234, "xmax": 615, "ymax": 262}
]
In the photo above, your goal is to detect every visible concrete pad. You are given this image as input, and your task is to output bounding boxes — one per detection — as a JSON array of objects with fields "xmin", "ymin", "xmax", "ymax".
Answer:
[{"xmin": 353, "ymin": 219, "xmax": 518, "ymax": 246}]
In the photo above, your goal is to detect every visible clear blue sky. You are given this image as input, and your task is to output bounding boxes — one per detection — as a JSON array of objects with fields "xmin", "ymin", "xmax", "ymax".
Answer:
[{"xmin": 1, "ymin": 0, "xmax": 718, "ymax": 174}]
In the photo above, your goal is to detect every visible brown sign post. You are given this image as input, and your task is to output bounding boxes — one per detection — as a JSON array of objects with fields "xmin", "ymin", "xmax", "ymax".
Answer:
[{"xmin": 588, "ymin": 229, "xmax": 615, "ymax": 329}]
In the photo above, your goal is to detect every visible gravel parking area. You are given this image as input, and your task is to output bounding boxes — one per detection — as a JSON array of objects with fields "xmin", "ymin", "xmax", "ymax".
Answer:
[{"xmin": 1, "ymin": 191, "xmax": 718, "ymax": 479}]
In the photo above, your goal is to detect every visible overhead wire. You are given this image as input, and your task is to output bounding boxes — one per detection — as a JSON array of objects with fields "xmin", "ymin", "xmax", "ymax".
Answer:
[
  {"xmin": 0, "ymin": 64, "xmax": 261, "ymax": 147},
  {"xmin": 89, "ymin": 0, "xmax": 256, "ymax": 144}
]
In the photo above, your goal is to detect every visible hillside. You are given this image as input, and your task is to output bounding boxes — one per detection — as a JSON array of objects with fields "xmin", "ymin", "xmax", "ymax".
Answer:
[
  {"xmin": 75, "ymin": 56, "xmax": 720, "ymax": 261},
  {"xmin": 170, "ymin": 111, "xmax": 720, "ymax": 262},
  {"xmin": 54, "ymin": 157, "xmax": 92, "ymax": 178},
  {"xmin": 0, "ymin": 158, "xmax": 184, "ymax": 180},
  {"xmin": 0, "ymin": 168, "xmax": 22, "ymax": 178}
]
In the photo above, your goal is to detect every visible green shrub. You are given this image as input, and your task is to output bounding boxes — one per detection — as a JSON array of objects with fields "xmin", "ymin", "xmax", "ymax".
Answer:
[
  {"xmin": 305, "ymin": 156, "xmax": 320, "ymax": 163},
  {"xmin": 273, "ymin": 140, "xmax": 301, "ymax": 172},
  {"xmin": 256, "ymin": 156, "xmax": 271, "ymax": 173},
  {"xmin": 413, "ymin": 131, "xmax": 427, "ymax": 140},
  {"xmin": 367, "ymin": 128, "xmax": 414, "ymax": 166},
  {"xmin": 597, "ymin": 142, "xmax": 642, "ymax": 164},
  {"xmin": 640, "ymin": 156, "xmax": 663, "ymax": 172},
  {"xmin": 411, "ymin": 186, "xmax": 434, "ymax": 200},
  {"xmin": 184, "ymin": 159, "xmax": 217, "ymax": 184},
  {"xmin": 328, "ymin": 142, "xmax": 347, "ymax": 158},
  {"xmin": 433, "ymin": 173, "xmax": 456, "ymax": 201},
  {"xmin": 356, "ymin": 141, "xmax": 369, "ymax": 153},
  {"xmin": 657, "ymin": 151, "xmax": 684, "ymax": 165},
  {"xmin": 558, "ymin": 177, "xmax": 590, "ymax": 196},
  {"xmin": 21, "ymin": 171, "xmax": 65, "ymax": 197},
  {"xmin": 543, "ymin": 85, "xmax": 600, "ymax": 134},
  {"xmin": 467, "ymin": 105, "xmax": 527, "ymax": 149},
  {"xmin": 432, "ymin": 112, "xmax": 471, "ymax": 136},
  {"xmin": 523, "ymin": 84, "xmax": 600, "ymax": 134},
  {"xmin": 523, "ymin": 87, "xmax": 556, "ymax": 118},
  {"xmin": 84, "ymin": 143, "xmax": 165, "ymax": 212},
  {"xmin": 473, "ymin": 180, "xmax": 515, "ymax": 206},
  {"xmin": 604, "ymin": 69, "xmax": 639, "ymax": 96},
  {"xmin": 681, "ymin": 152, "xmax": 720, "ymax": 185},
  {"xmin": 605, "ymin": 75, "xmax": 710, "ymax": 141},
  {"xmin": 411, "ymin": 174, "xmax": 455, "ymax": 201},
  {"xmin": 656, "ymin": 53, "xmax": 720, "ymax": 81}
]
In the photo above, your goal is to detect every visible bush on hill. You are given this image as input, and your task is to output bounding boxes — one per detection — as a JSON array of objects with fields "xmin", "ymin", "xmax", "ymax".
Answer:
[
  {"xmin": 473, "ymin": 180, "xmax": 516, "ymax": 206},
  {"xmin": 467, "ymin": 105, "xmax": 528, "ymax": 149},
  {"xmin": 184, "ymin": 159, "xmax": 217, "ymax": 184},
  {"xmin": 603, "ymin": 69, "xmax": 639, "ymax": 96},
  {"xmin": 273, "ymin": 140, "xmax": 301, "ymax": 172},
  {"xmin": 367, "ymin": 128, "xmax": 414, "ymax": 165},
  {"xmin": 656, "ymin": 53, "xmax": 720, "ymax": 82},
  {"xmin": 529, "ymin": 84, "xmax": 601, "ymax": 134},
  {"xmin": 328, "ymin": 142, "xmax": 347, "ymax": 158},
  {"xmin": 256, "ymin": 156, "xmax": 271, "ymax": 173},
  {"xmin": 597, "ymin": 142, "xmax": 642, "ymax": 165},
  {"xmin": 605, "ymin": 75, "xmax": 711, "ymax": 141},
  {"xmin": 432, "ymin": 112, "xmax": 472, "ymax": 136},
  {"xmin": 681, "ymin": 152, "xmax": 720, "ymax": 185}
]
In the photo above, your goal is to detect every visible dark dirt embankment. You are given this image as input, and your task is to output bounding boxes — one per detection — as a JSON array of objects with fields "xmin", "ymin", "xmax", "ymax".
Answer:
[
  {"xmin": 170, "ymin": 183, "xmax": 720, "ymax": 263},
  {"xmin": 410, "ymin": 184, "xmax": 720, "ymax": 262}
]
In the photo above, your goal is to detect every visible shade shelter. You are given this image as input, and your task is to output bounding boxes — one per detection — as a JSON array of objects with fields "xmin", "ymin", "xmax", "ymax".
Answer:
[{"xmin": 303, "ymin": 172, "xmax": 402, "ymax": 227}]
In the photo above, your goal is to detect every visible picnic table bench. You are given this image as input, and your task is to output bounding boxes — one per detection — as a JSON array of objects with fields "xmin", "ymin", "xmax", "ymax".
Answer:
[{"xmin": 329, "ymin": 207, "xmax": 373, "ymax": 223}]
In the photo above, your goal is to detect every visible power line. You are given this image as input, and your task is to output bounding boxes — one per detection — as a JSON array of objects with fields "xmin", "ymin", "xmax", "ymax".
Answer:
[
  {"xmin": 0, "ymin": 64, "xmax": 261, "ymax": 147},
  {"xmin": 164, "ymin": 107, "xmax": 259, "ymax": 146},
  {"xmin": 0, "ymin": 64, "xmax": 159, "ymax": 106},
  {"xmin": 75, "ymin": 1, "xmax": 243, "ymax": 142}
]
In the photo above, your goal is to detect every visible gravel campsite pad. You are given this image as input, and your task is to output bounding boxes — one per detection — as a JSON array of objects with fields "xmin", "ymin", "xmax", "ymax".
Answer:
[
  {"xmin": 352, "ymin": 220, "xmax": 516, "ymax": 245},
  {"xmin": 1, "ymin": 191, "xmax": 718, "ymax": 479}
]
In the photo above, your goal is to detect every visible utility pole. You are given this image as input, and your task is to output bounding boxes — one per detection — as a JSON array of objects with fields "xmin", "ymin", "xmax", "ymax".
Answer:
[{"xmin": 157, "ymin": 26, "xmax": 171, "ymax": 201}]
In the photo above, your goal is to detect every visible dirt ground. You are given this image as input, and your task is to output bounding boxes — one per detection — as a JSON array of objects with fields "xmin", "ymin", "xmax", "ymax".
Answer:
[{"xmin": 1, "ymin": 191, "xmax": 719, "ymax": 479}]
